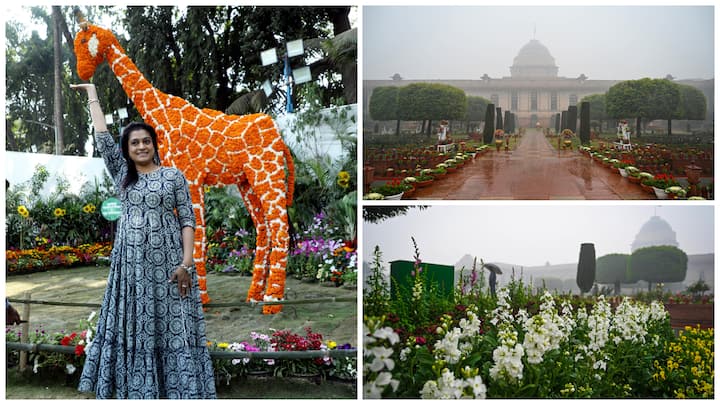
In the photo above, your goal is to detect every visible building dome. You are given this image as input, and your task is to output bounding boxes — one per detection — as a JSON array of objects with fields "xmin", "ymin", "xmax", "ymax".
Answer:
[
  {"xmin": 631, "ymin": 216, "xmax": 679, "ymax": 252},
  {"xmin": 510, "ymin": 39, "xmax": 558, "ymax": 78}
]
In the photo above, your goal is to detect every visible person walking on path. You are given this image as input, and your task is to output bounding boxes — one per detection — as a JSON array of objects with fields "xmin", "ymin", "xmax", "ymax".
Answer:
[{"xmin": 71, "ymin": 83, "xmax": 216, "ymax": 399}]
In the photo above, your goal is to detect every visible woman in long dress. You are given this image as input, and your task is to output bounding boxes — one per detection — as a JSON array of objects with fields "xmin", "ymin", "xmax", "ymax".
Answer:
[{"xmin": 71, "ymin": 83, "xmax": 216, "ymax": 399}]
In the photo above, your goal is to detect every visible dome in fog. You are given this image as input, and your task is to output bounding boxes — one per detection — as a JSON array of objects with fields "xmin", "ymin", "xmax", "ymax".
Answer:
[
  {"xmin": 510, "ymin": 39, "xmax": 558, "ymax": 78},
  {"xmin": 631, "ymin": 216, "xmax": 678, "ymax": 252}
]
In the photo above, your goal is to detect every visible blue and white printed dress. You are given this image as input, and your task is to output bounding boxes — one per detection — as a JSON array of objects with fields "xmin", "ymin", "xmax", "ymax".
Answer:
[{"xmin": 78, "ymin": 131, "xmax": 216, "ymax": 399}]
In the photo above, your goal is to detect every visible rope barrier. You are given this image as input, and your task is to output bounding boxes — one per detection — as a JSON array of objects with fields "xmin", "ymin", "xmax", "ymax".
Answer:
[
  {"xmin": 7, "ymin": 297, "xmax": 355, "ymax": 309},
  {"xmin": 6, "ymin": 342, "xmax": 356, "ymax": 360}
]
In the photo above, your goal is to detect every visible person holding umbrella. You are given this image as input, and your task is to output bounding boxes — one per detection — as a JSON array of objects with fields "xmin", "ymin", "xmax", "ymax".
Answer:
[{"xmin": 482, "ymin": 263, "xmax": 503, "ymax": 298}]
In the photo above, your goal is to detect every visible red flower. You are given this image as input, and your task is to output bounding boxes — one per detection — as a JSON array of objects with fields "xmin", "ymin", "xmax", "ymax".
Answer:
[
  {"xmin": 75, "ymin": 344, "xmax": 85, "ymax": 356},
  {"xmin": 415, "ymin": 336, "xmax": 426, "ymax": 345},
  {"xmin": 60, "ymin": 336, "xmax": 72, "ymax": 346}
]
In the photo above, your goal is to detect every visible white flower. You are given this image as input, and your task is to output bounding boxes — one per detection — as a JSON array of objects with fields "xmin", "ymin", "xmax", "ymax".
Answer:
[
  {"xmin": 465, "ymin": 375, "xmax": 487, "ymax": 399},
  {"xmin": 372, "ymin": 327, "xmax": 400, "ymax": 345},
  {"xmin": 375, "ymin": 371, "xmax": 399, "ymax": 392},
  {"xmin": 65, "ymin": 363, "xmax": 77, "ymax": 375},
  {"xmin": 368, "ymin": 346, "xmax": 395, "ymax": 372}
]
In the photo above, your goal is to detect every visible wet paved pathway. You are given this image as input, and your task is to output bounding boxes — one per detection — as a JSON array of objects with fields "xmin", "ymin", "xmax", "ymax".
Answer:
[{"xmin": 414, "ymin": 128, "xmax": 649, "ymax": 200}]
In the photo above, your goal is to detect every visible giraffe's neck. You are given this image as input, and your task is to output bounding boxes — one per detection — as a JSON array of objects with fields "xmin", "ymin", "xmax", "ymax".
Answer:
[
  {"xmin": 105, "ymin": 43, "xmax": 162, "ymax": 120},
  {"xmin": 105, "ymin": 42, "xmax": 199, "ymax": 157}
]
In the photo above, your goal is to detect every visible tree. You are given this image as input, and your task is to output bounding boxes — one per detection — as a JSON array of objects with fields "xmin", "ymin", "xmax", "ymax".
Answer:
[
  {"xmin": 630, "ymin": 245, "xmax": 687, "ymax": 291},
  {"xmin": 579, "ymin": 101, "xmax": 590, "ymax": 145},
  {"xmin": 580, "ymin": 93, "xmax": 607, "ymax": 132},
  {"xmin": 482, "ymin": 103, "xmax": 495, "ymax": 144},
  {"xmin": 368, "ymin": 86, "xmax": 400, "ymax": 135},
  {"xmin": 363, "ymin": 206, "xmax": 428, "ymax": 224},
  {"xmin": 606, "ymin": 78, "xmax": 680, "ymax": 137},
  {"xmin": 495, "ymin": 107, "xmax": 503, "ymax": 130},
  {"xmin": 674, "ymin": 84, "xmax": 707, "ymax": 127},
  {"xmin": 465, "ymin": 96, "xmax": 489, "ymax": 133},
  {"xmin": 576, "ymin": 243, "xmax": 596, "ymax": 294},
  {"xmin": 606, "ymin": 79, "xmax": 650, "ymax": 136},
  {"xmin": 644, "ymin": 79, "xmax": 680, "ymax": 136},
  {"xmin": 567, "ymin": 105, "xmax": 578, "ymax": 133},
  {"xmin": 397, "ymin": 83, "xmax": 467, "ymax": 135},
  {"xmin": 595, "ymin": 253, "xmax": 631, "ymax": 295}
]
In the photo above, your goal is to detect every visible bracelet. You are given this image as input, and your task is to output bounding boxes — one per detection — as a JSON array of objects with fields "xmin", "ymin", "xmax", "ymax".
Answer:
[{"xmin": 87, "ymin": 99, "xmax": 100, "ymax": 105}]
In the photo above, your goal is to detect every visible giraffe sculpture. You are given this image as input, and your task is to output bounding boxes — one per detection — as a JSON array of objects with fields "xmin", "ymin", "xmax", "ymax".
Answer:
[{"xmin": 74, "ymin": 20, "xmax": 295, "ymax": 314}]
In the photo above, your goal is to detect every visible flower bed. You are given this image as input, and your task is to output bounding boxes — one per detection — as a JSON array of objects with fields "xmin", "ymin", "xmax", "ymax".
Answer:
[
  {"xmin": 6, "ymin": 242, "xmax": 112, "ymax": 275},
  {"xmin": 363, "ymin": 246, "xmax": 714, "ymax": 399}
]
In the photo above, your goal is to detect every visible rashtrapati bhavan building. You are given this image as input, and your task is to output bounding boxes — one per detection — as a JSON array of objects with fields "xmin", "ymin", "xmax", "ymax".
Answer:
[{"xmin": 363, "ymin": 39, "xmax": 713, "ymax": 131}]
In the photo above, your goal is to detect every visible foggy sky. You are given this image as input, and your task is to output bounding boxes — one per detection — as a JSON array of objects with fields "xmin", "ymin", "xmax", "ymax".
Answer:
[
  {"xmin": 362, "ymin": 205, "xmax": 714, "ymax": 268},
  {"xmin": 363, "ymin": 5, "xmax": 714, "ymax": 81}
]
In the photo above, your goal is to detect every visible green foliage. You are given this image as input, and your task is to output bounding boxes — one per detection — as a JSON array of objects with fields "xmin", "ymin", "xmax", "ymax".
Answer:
[
  {"xmin": 630, "ymin": 245, "xmax": 688, "ymax": 285},
  {"xmin": 398, "ymin": 83, "xmax": 467, "ymax": 122},
  {"xmin": 368, "ymin": 86, "xmax": 399, "ymax": 122},
  {"xmin": 364, "ymin": 245, "xmax": 391, "ymax": 317},
  {"xmin": 567, "ymin": 105, "xmax": 578, "ymax": 133},
  {"xmin": 675, "ymin": 84, "xmax": 707, "ymax": 121},
  {"xmin": 576, "ymin": 243, "xmax": 596, "ymax": 293},
  {"xmin": 465, "ymin": 96, "xmax": 489, "ymax": 128},
  {"xmin": 6, "ymin": 165, "xmax": 115, "ymax": 250},
  {"xmin": 580, "ymin": 93, "xmax": 608, "ymax": 122},
  {"xmin": 482, "ymin": 103, "xmax": 495, "ymax": 144},
  {"xmin": 579, "ymin": 101, "xmax": 591, "ymax": 144},
  {"xmin": 596, "ymin": 253, "xmax": 630, "ymax": 284}
]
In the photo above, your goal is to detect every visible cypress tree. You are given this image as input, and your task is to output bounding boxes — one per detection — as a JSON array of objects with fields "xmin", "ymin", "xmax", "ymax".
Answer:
[
  {"xmin": 555, "ymin": 113, "xmax": 561, "ymax": 133},
  {"xmin": 580, "ymin": 101, "xmax": 591, "ymax": 144},
  {"xmin": 483, "ymin": 103, "xmax": 495, "ymax": 144},
  {"xmin": 504, "ymin": 110, "xmax": 512, "ymax": 134},
  {"xmin": 561, "ymin": 110, "xmax": 568, "ymax": 131},
  {"xmin": 568, "ymin": 105, "xmax": 578, "ymax": 133},
  {"xmin": 576, "ymin": 243, "xmax": 596, "ymax": 294},
  {"xmin": 496, "ymin": 107, "xmax": 503, "ymax": 130}
]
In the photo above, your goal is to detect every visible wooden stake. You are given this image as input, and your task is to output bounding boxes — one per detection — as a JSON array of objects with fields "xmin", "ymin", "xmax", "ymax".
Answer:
[{"xmin": 19, "ymin": 292, "xmax": 31, "ymax": 372}]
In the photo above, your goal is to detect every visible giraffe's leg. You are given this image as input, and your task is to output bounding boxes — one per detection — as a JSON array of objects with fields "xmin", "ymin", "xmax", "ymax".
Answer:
[
  {"xmin": 238, "ymin": 181, "xmax": 270, "ymax": 304},
  {"xmin": 258, "ymin": 182, "xmax": 290, "ymax": 315},
  {"xmin": 189, "ymin": 184, "xmax": 211, "ymax": 305}
]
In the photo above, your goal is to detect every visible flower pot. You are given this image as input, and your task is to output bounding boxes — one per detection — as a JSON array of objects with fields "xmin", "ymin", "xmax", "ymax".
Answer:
[
  {"xmin": 383, "ymin": 192, "xmax": 404, "ymax": 200},
  {"xmin": 652, "ymin": 186, "xmax": 668, "ymax": 199},
  {"xmin": 402, "ymin": 186, "xmax": 416, "ymax": 199},
  {"xmin": 628, "ymin": 176, "xmax": 641, "ymax": 184},
  {"xmin": 415, "ymin": 179, "xmax": 433, "ymax": 188},
  {"xmin": 619, "ymin": 168, "xmax": 628, "ymax": 177},
  {"xmin": 641, "ymin": 183, "xmax": 654, "ymax": 194},
  {"xmin": 664, "ymin": 303, "xmax": 713, "ymax": 330}
]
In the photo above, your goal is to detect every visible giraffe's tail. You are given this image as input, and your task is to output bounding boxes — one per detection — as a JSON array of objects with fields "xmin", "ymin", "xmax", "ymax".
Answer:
[{"xmin": 282, "ymin": 142, "xmax": 295, "ymax": 207}]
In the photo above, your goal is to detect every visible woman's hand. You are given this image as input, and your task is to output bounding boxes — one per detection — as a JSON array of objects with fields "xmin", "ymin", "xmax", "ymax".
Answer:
[
  {"xmin": 69, "ymin": 83, "xmax": 98, "ymax": 99},
  {"xmin": 170, "ymin": 267, "xmax": 192, "ymax": 298}
]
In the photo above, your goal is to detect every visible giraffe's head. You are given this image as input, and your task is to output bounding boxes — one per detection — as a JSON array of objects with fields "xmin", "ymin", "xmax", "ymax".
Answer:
[{"xmin": 73, "ymin": 12, "xmax": 124, "ymax": 80}]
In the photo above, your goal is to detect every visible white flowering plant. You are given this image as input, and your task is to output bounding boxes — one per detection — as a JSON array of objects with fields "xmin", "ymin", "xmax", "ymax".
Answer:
[{"xmin": 363, "ymin": 245, "xmax": 688, "ymax": 399}]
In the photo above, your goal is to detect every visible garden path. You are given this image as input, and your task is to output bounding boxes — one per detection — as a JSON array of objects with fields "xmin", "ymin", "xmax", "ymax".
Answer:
[{"xmin": 414, "ymin": 128, "xmax": 649, "ymax": 199}]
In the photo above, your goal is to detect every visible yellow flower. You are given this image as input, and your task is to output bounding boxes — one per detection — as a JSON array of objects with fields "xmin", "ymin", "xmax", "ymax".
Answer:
[
  {"xmin": 337, "ymin": 171, "xmax": 350, "ymax": 181},
  {"xmin": 83, "ymin": 203, "xmax": 96, "ymax": 214},
  {"xmin": 217, "ymin": 342, "xmax": 229, "ymax": 349},
  {"xmin": 54, "ymin": 208, "xmax": 65, "ymax": 217},
  {"xmin": 204, "ymin": 185, "xmax": 211, "ymax": 193},
  {"xmin": 326, "ymin": 340, "xmax": 337, "ymax": 349},
  {"xmin": 337, "ymin": 178, "xmax": 349, "ymax": 189},
  {"xmin": 207, "ymin": 341, "xmax": 214, "ymax": 347},
  {"xmin": 17, "ymin": 205, "xmax": 29, "ymax": 218}
]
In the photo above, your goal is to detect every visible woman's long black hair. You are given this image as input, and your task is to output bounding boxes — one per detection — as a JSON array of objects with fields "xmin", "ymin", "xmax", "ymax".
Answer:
[{"xmin": 120, "ymin": 122, "xmax": 161, "ymax": 190}]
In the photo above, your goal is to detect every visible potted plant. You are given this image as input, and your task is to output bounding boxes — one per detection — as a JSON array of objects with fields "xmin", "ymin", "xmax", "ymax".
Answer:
[
  {"xmin": 415, "ymin": 173, "xmax": 435, "ymax": 188},
  {"xmin": 644, "ymin": 174, "xmax": 680, "ymax": 199},
  {"xmin": 370, "ymin": 180, "xmax": 409, "ymax": 200}
]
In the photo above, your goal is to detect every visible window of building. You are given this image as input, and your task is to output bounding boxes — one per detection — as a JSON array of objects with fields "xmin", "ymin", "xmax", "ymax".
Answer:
[
  {"xmin": 511, "ymin": 91, "xmax": 518, "ymax": 111},
  {"xmin": 551, "ymin": 91, "xmax": 558, "ymax": 111},
  {"xmin": 530, "ymin": 91, "xmax": 538, "ymax": 111},
  {"xmin": 569, "ymin": 94, "xmax": 578, "ymax": 106},
  {"xmin": 491, "ymin": 94, "xmax": 499, "ymax": 106}
]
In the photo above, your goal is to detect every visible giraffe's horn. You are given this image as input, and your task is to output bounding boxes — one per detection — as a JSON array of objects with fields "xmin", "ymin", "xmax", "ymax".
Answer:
[{"xmin": 73, "ymin": 8, "xmax": 89, "ymax": 30}]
